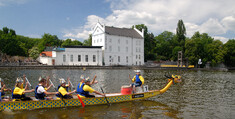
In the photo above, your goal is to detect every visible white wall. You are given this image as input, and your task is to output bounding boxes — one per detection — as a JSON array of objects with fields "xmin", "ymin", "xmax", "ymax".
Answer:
[
  {"xmin": 39, "ymin": 56, "xmax": 53, "ymax": 65},
  {"xmin": 54, "ymin": 48, "xmax": 102, "ymax": 66}
]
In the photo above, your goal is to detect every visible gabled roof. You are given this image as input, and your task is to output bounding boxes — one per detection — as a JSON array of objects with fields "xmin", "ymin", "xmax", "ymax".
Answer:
[{"xmin": 105, "ymin": 26, "xmax": 143, "ymax": 39}]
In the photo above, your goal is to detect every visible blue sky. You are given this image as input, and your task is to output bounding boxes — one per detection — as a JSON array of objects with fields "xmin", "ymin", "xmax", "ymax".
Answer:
[{"xmin": 1, "ymin": 0, "xmax": 235, "ymax": 43}]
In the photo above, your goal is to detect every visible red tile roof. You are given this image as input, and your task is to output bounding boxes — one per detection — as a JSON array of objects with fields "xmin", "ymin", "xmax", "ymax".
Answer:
[{"xmin": 40, "ymin": 51, "xmax": 52, "ymax": 57}]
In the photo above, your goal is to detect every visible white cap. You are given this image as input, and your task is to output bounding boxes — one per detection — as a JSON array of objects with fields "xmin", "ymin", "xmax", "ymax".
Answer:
[
  {"xmin": 80, "ymin": 75, "xmax": 85, "ymax": 79},
  {"xmin": 59, "ymin": 78, "xmax": 66, "ymax": 84},
  {"xmin": 16, "ymin": 77, "xmax": 23, "ymax": 83},
  {"xmin": 38, "ymin": 77, "xmax": 42, "ymax": 82},
  {"xmin": 84, "ymin": 77, "xmax": 90, "ymax": 82},
  {"xmin": 135, "ymin": 70, "xmax": 141, "ymax": 73}
]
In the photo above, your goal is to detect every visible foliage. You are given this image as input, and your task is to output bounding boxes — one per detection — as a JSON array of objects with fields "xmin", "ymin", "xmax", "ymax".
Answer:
[
  {"xmin": 61, "ymin": 39, "xmax": 83, "ymax": 47},
  {"xmin": 38, "ymin": 33, "xmax": 62, "ymax": 52},
  {"xmin": 29, "ymin": 47, "xmax": 40, "ymax": 59},
  {"xmin": 176, "ymin": 19, "xmax": 186, "ymax": 53},
  {"xmin": 83, "ymin": 34, "xmax": 92, "ymax": 46},
  {"xmin": 223, "ymin": 39, "xmax": 235, "ymax": 67}
]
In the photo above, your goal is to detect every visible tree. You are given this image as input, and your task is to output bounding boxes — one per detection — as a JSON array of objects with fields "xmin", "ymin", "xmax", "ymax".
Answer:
[
  {"xmin": 83, "ymin": 34, "xmax": 92, "ymax": 46},
  {"xmin": 176, "ymin": 19, "xmax": 186, "ymax": 53},
  {"xmin": 223, "ymin": 39, "xmax": 235, "ymax": 67},
  {"xmin": 62, "ymin": 39, "xmax": 83, "ymax": 47},
  {"xmin": 29, "ymin": 47, "xmax": 40, "ymax": 59},
  {"xmin": 38, "ymin": 33, "xmax": 62, "ymax": 52}
]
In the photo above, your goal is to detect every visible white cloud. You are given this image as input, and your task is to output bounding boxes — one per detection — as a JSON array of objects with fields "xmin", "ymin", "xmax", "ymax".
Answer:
[
  {"xmin": 213, "ymin": 36, "xmax": 229, "ymax": 43},
  {"xmin": 63, "ymin": 0, "xmax": 235, "ymax": 42}
]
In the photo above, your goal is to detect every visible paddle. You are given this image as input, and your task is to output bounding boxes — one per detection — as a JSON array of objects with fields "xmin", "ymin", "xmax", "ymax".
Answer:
[
  {"xmin": 100, "ymin": 87, "xmax": 110, "ymax": 106},
  {"xmin": 68, "ymin": 79, "xmax": 85, "ymax": 108},
  {"xmin": 25, "ymin": 76, "xmax": 34, "ymax": 89},
  {"xmin": 49, "ymin": 78, "xmax": 67, "ymax": 106},
  {"xmin": 0, "ymin": 80, "xmax": 2, "ymax": 102}
]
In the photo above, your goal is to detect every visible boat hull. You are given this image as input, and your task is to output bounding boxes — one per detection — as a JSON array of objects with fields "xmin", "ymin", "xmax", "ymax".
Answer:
[{"xmin": 0, "ymin": 90, "xmax": 160, "ymax": 111}]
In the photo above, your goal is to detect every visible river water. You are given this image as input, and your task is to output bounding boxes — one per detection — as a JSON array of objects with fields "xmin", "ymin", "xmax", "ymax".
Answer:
[{"xmin": 0, "ymin": 69, "xmax": 234, "ymax": 119}]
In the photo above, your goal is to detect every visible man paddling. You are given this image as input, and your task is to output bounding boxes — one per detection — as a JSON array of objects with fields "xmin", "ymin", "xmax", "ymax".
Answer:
[
  {"xmin": 77, "ymin": 77, "xmax": 105, "ymax": 98},
  {"xmin": 58, "ymin": 78, "xmax": 76, "ymax": 99},
  {"xmin": 35, "ymin": 77, "xmax": 58, "ymax": 100},
  {"xmin": 129, "ymin": 70, "xmax": 144, "ymax": 93}
]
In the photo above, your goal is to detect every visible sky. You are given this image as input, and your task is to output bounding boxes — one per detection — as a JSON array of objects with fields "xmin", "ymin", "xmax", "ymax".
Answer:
[{"xmin": 0, "ymin": 0, "xmax": 235, "ymax": 43}]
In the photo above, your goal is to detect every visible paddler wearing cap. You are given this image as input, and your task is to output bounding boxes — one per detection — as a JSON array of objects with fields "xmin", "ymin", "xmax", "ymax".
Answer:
[
  {"xmin": 58, "ymin": 78, "xmax": 76, "ymax": 99},
  {"xmin": 12, "ymin": 77, "xmax": 34, "ymax": 101},
  {"xmin": 0, "ymin": 78, "xmax": 12, "ymax": 101},
  {"xmin": 129, "ymin": 70, "xmax": 144, "ymax": 93},
  {"xmin": 77, "ymin": 76, "xmax": 105, "ymax": 98},
  {"xmin": 35, "ymin": 77, "xmax": 59, "ymax": 100}
]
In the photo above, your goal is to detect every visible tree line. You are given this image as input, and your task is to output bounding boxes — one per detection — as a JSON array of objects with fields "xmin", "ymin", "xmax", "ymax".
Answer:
[{"xmin": 0, "ymin": 20, "xmax": 234, "ymax": 67}]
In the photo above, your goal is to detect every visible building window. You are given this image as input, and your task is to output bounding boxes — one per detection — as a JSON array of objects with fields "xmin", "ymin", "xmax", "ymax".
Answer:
[
  {"xmin": 118, "ymin": 46, "xmax": 120, "ymax": 52},
  {"xmin": 109, "ymin": 56, "xmax": 112, "ymax": 62},
  {"xmin": 109, "ymin": 39, "xmax": 112, "ymax": 43},
  {"xmin": 100, "ymin": 39, "xmax": 102, "ymax": 42},
  {"xmin": 136, "ymin": 61, "xmax": 137, "ymax": 65},
  {"xmin": 136, "ymin": 55, "xmax": 138, "ymax": 59},
  {"xmin": 126, "ymin": 47, "xmax": 128, "ymax": 52},
  {"xmin": 126, "ymin": 56, "xmax": 128, "ymax": 63},
  {"xmin": 118, "ymin": 39, "xmax": 120, "ymax": 44},
  {"xmin": 139, "ymin": 55, "xmax": 141, "ymax": 59},
  {"xmin": 93, "ymin": 55, "xmax": 96, "ymax": 62},
  {"xmin": 118, "ymin": 56, "xmax": 120, "ymax": 62},
  {"xmin": 63, "ymin": 55, "xmax": 66, "ymax": 62},
  {"xmin": 70, "ymin": 55, "xmax": 73, "ymax": 62},
  {"xmin": 139, "ymin": 61, "xmax": 141, "ymax": 65},
  {"xmin": 136, "ymin": 47, "xmax": 138, "ymax": 52},
  {"xmin": 85, "ymin": 55, "xmax": 88, "ymax": 62},
  {"xmin": 78, "ymin": 55, "xmax": 81, "ymax": 62}
]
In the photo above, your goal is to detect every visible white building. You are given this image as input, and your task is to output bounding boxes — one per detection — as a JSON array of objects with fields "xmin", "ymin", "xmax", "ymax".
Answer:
[
  {"xmin": 39, "ymin": 46, "xmax": 102, "ymax": 66},
  {"xmin": 92, "ymin": 22, "xmax": 144, "ymax": 66}
]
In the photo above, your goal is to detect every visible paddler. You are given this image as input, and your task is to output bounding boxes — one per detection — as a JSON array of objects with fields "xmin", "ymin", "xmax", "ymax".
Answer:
[
  {"xmin": 35, "ymin": 77, "xmax": 59, "ymax": 100},
  {"xmin": 12, "ymin": 77, "xmax": 34, "ymax": 101},
  {"xmin": 58, "ymin": 78, "xmax": 76, "ymax": 99},
  {"xmin": 129, "ymin": 70, "xmax": 144, "ymax": 93},
  {"xmin": 79, "ymin": 75, "xmax": 98, "ymax": 85},
  {"xmin": 77, "ymin": 77, "xmax": 105, "ymax": 98},
  {"xmin": 0, "ymin": 78, "xmax": 12, "ymax": 101},
  {"xmin": 56, "ymin": 77, "xmax": 71, "ymax": 98}
]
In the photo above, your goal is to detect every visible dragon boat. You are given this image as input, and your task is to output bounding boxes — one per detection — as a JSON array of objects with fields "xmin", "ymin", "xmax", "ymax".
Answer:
[{"xmin": 0, "ymin": 75, "xmax": 181, "ymax": 111}]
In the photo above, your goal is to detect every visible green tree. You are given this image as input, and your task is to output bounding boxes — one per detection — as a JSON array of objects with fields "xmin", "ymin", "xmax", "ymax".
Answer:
[
  {"xmin": 38, "ymin": 33, "xmax": 62, "ymax": 52},
  {"xmin": 223, "ymin": 39, "xmax": 235, "ymax": 67},
  {"xmin": 29, "ymin": 47, "xmax": 40, "ymax": 59},
  {"xmin": 176, "ymin": 19, "xmax": 186, "ymax": 53},
  {"xmin": 61, "ymin": 39, "xmax": 83, "ymax": 47},
  {"xmin": 83, "ymin": 34, "xmax": 92, "ymax": 46}
]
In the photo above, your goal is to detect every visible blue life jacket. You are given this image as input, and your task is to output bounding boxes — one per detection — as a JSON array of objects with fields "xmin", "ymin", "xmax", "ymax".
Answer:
[
  {"xmin": 35, "ymin": 85, "xmax": 46, "ymax": 100},
  {"xmin": 12, "ymin": 87, "xmax": 22, "ymax": 99},
  {"xmin": 77, "ymin": 83, "xmax": 89, "ymax": 97},
  {"xmin": 0, "ymin": 87, "xmax": 5, "ymax": 96},
  {"xmin": 56, "ymin": 85, "xmax": 69, "ymax": 97},
  {"xmin": 135, "ymin": 75, "xmax": 142, "ymax": 86}
]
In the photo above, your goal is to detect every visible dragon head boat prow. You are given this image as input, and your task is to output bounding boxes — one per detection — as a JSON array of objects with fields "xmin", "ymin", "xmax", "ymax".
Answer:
[{"xmin": 159, "ymin": 74, "xmax": 182, "ymax": 94}]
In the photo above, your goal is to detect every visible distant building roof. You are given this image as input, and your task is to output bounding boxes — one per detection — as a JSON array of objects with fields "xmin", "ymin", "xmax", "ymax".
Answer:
[
  {"xmin": 40, "ymin": 51, "xmax": 52, "ymax": 57},
  {"xmin": 64, "ymin": 46, "xmax": 102, "ymax": 48},
  {"xmin": 105, "ymin": 26, "xmax": 143, "ymax": 39}
]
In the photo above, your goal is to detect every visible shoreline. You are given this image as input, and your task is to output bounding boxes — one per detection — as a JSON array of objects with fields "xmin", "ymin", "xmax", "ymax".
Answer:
[{"xmin": 0, "ymin": 65, "xmax": 233, "ymax": 71}]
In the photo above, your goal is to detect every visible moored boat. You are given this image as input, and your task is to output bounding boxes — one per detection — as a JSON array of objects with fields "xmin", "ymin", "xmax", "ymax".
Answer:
[{"xmin": 0, "ymin": 75, "xmax": 181, "ymax": 111}]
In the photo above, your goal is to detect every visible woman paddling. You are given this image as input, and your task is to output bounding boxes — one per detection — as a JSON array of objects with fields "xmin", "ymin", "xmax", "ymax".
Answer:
[{"xmin": 12, "ymin": 77, "xmax": 34, "ymax": 101}]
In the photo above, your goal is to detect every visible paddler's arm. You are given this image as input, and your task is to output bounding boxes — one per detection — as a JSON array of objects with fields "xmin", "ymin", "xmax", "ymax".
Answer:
[
  {"xmin": 44, "ymin": 91, "xmax": 59, "ymax": 95},
  {"xmin": 24, "ymin": 82, "xmax": 29, "ymax": 90},
  {"xmin": 67, "ymin": 77, "xmax": 71, "ymax": 87},
  {"xmin": 0, "ymin": 84, "xmax": 5, "ymax": 92},
  {"xmin": 90, "ymin": 75, "xmax": 98, "ymax": 85},
  {"xmin": 129, "ymin": 74, "xmax": 132, "ymax": 81},
  {"xmin": 23, "ymin": 89, "xmax": 34, "ymax": 93},
  {"xmin": 93, "ymin": 91, "xmax": 105, "ymax": 96},
  {"xmin": 46, "ymin": 84, "xmax": 53, "ymax": 91},
  {"xmin": 66, "ymin": 90, "xmax": 76, "ymax": 95},
  {"xmin": 46, "ymin": 76, "xmax": 50, "ymax": 87},
  {"xmin": 140, "ymin": 76, "xmax": 144, "ymax": 85}
]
